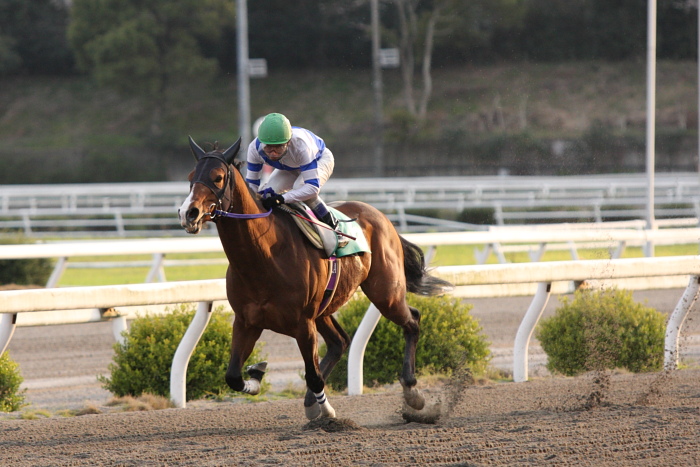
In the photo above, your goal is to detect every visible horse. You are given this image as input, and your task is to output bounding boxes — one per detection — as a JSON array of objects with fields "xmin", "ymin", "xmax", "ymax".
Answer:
[{"xmin": 178, "ymin": 137, "xmax": 452, "ymax": 420}]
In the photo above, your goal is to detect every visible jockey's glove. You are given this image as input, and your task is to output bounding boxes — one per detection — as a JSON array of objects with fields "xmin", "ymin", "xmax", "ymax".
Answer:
[{"xmin": 262, "ymin": 194, "xmax": 285, "ymax": 210}]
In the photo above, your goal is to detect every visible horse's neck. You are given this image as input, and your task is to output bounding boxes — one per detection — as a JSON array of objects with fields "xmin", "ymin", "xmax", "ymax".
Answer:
[
  {"xmin": 217, "ymin": 170, "xmax": 282, "ymax": 268},
  {"xmin": 229, "ymin": 168, "xmax": 260, "ymax": 216}
]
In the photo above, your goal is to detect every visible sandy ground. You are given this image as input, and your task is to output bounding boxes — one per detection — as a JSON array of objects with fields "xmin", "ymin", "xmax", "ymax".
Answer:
[{"xmin": 1, "ymin": 290, "xmax": 700, "ymax": 465}]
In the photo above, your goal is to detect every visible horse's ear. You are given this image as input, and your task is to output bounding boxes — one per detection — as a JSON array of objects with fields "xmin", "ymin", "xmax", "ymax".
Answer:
[
  {"xmin": 222, "ymin": 137, "xmax": 242, "ymax": 164},
  {"xmin": 188, "ymin": 136, "xmax": 206, "ymax": 161}
]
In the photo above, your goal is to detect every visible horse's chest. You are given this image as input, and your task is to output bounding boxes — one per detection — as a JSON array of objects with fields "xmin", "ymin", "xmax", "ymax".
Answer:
[{"xmin": 235, "ymin": 297, "xmax": 308, "ymax": 332}]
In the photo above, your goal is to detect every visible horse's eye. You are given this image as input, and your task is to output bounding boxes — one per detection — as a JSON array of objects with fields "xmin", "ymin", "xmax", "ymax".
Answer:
[{"xmin": 214, "ymin": 175, "xmax": 224, "ymax": 184}]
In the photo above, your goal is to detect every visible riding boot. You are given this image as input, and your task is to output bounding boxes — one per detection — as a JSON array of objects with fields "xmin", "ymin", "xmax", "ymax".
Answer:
[{"xmin": 319, "ymin": 211, "xmax": 338, "ymax": 230}]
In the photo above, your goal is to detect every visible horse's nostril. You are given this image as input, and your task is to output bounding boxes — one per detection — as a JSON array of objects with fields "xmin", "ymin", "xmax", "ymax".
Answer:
[{"xmin": 186, "ymin": 207, "xmax": 200, "ymax": 221}]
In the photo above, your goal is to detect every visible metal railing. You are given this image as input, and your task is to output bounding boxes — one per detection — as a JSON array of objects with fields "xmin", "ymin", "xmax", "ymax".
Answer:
[
  {"xmin": 2, "ymin": 173, "xmax": 700, "ymax": 237},
  {"xmin": 2, "ymin": 256, "xmax": 699, "ymax": 407},
  {"xmin": 2, "ymin": 228, "xmax": 700, "ymax": 290}
]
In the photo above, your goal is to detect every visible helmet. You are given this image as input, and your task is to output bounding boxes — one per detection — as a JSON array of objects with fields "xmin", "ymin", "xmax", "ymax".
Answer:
[{"xmin": 257, "ymin": 113, "xmax": 292, "ymax": 145}]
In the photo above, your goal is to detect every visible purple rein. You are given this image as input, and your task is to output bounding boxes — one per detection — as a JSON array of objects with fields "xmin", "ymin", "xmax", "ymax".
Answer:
[{"xmin": 210, "ymin": 208, "xmax": 273, "ymax": 220}]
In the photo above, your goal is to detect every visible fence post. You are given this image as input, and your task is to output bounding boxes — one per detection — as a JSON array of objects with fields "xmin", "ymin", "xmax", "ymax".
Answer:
[
  {"xmin": 664, "ymin": 275, "xmax": 700, "ymax": 370},
  {"xmin": 513, "ymin": 282, "xmax": 551, "ymax": 382},
  {"xmin": 46, "ymin": 256, "xmax": 68, "ymax": 288},
  {"xmin": 170, "ymin": 301, "xmax": 213, "ymax": 408},
  {"xmin": 146, "ymin": 253, "xmax": 166, "ymax": 283},
  {"xmin": 347, "ymin": 303, "xmax": 381, "ymax": 395},
  {"xmin": 0, "ymin": 313, "xmax": 17, "ymax": 355},
  {"xmin": 112, "ymin": 316, "xmax": 128, "ymax": 345}
]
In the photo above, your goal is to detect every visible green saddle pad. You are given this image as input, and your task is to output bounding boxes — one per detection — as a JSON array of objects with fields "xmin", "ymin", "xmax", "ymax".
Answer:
[{"xmin": 330, "ymin": 207, "xmax": 371, "ymax": 258}]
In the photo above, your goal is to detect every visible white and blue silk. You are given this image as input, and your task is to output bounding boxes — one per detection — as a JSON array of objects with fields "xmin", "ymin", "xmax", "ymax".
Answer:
[{"xmin": 246, "ymin": 127, "xmax": 333, "ymax": 204}]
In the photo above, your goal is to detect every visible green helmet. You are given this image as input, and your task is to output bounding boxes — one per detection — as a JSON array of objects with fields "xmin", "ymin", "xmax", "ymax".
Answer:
[{"xmin": 258, "ymin": 113, "xmax": 292, "ymax": 145}]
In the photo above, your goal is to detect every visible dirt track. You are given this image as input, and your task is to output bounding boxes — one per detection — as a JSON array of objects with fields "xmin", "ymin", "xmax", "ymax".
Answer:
[
  {"xmin": 1, "ymin": 290, "xmax": 700, "ymax": 465},
  {"xmin": 0, "ymin": 370, "xmax": 699, "ymax": 466}
]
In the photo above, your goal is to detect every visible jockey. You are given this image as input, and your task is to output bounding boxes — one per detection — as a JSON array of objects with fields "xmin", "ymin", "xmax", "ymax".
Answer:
[{"xmin": 245, "ymin": 112, "xmax": 338, "ymax": 229}]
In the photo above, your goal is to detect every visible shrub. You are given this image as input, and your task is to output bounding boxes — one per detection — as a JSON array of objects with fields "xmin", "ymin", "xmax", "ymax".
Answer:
[
  {"xmin": 324, "ymin": 294, "xmax": 491, "ymax": 391},
  {"xmin": 536, "ymin": 288, "xmax": 666, "ymax": 376},
  {"xmin": 0, "ymin": 236, "xmax": 53, "ymax": 286},
  {"xmin": 0, "ymin": 352, "xmax": 25, "ymax": 412},
  {"xmin": 458, "ymin": 207, "xmax": 496, "ymax": 225},
  {"xmin": 99, "ymin": 304, "xmax": 267, "ymax": 401}
]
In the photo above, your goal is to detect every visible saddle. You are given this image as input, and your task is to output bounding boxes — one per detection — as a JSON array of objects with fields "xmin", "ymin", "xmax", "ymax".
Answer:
[
  {"xmin": 281, "ymin": 202, "xmax": 371, "ymax": 314},
  {"xmin": 281, "ymin": 202, "xmax": 370, "ymax": 258}
]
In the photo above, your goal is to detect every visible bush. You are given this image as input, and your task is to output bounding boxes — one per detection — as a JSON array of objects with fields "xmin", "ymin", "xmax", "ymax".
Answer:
[
  {"xmin": 0, "ymin": 236, "xmax": 53, "ymax": 286},
  {"xmin": 458, "ymin": 207, "xmax": 496, "ymax": 225},
  {"xmin": 324, "ymin": 294, "xmax": 491, "ymax": 391},
  {"xmin": 0, "ymin": 352, "xmax": 25, "ymax": 412},
  {"xmin": 536, "ymin": 289, "xmax": 666, "ymax": 376},
  {"xmin": 99, "ymin": 304, "xmax": 267, "ymax": 401}
]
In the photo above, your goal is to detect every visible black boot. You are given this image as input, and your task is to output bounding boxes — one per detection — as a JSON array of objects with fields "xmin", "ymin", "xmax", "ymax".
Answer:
[{"xmin": 319, "ymin": 211, "xmax": 338, "ymax": 230}]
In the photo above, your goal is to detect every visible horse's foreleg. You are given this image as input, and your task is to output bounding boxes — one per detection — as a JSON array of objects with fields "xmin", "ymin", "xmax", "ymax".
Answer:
[
  {"xmin": 399, "ymin": 306, "xmax": 425, "ymax": 411},
  {"xmin": 225, "ymin": 320, "xmax": 264, "ymax": 395},
  {"xmin": 296, "ymin": 323, "xmax": 336, "ymax": 420}
]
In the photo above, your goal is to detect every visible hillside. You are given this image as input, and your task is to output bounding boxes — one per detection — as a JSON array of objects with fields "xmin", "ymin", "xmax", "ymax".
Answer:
[{"xmin": 0, "ymin": 61, "xmax": 697, "ymax": 183}]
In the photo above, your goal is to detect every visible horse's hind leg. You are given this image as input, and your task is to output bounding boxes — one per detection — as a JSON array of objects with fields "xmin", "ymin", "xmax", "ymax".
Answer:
[
  {"xmin": 399, "ymin": 306, "xmax": 425, "ymax": 410},
  {"xmin": 225, "ymin": 318, "xmax": 265, "ymax": 395},
  {"xmin": 296, "ymin": 320, "xmax": 337, "ymax": 420},
  {"xmin": 303, "ymin": 315, "xmax": 350, "ymax": 418},
  {"xmin": 362, "ymin": 286, "xmax": 426, "ymax": 411}
]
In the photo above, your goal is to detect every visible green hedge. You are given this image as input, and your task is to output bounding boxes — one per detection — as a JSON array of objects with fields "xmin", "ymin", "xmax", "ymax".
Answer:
[
  {"xmin": 0, "ymin": 352, "xmax": 25, "ymax": 412},
  {"xmin": 0, "ymin": 237, "xmax": 53, "ymax": 286},
  {"xmin": 536, "ymin": 289, "xmax": 666, "ymax": 376},
  {"xmin": 99, "ymin": 304, "xmax": 266, "ymax": 401},
  {"xmin": 324, "ymin": 294, "xmax": 491, "ymax": 390}
]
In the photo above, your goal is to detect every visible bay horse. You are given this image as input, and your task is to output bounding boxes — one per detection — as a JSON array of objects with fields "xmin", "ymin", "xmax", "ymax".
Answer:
[{"xmin": 178, "ymin": 137, "xmax": 451, "ymax": 420}]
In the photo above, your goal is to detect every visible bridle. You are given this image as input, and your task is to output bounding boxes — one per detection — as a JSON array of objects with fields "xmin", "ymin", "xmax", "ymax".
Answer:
[{"xmin": 190, "ymin": 151, "xmax": 272, "ymax": 220}]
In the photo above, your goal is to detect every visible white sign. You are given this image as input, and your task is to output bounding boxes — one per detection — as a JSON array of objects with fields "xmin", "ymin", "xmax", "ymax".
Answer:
[
  {"xmin": 379, "ymin": 48, "xmax": 400, "ymax": 68},
  {"xmin": 248, "ymin": 58, "xmax": 268, "ymax": 78}
]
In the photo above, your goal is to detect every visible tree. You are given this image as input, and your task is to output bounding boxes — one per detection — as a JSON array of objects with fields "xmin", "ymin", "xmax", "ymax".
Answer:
[
  {"xmin": 387, "ymin": 0, "xmax": 525, "ymax": 124},
  {"xmin": 68, "ymin": 0, "xmax": 234, "ymax": 136},
  {"xmin": 0, "ymin": 0, "xmax": 74, "ymax": 75},
  {"xmin": 0, "ymin": 33, "xmax": 21, "ymax": 75}
]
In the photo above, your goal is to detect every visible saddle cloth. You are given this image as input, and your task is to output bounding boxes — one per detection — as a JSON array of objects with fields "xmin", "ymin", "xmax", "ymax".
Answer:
[{"xmin": 284, "ymin": 202, "xmax": 371, "ymax": 258}]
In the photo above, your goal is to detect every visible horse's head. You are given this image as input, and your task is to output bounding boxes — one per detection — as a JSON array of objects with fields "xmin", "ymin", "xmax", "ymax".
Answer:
[{"xmin": 178, "ymin": 136, "xmax": 241, "ymax": 234}]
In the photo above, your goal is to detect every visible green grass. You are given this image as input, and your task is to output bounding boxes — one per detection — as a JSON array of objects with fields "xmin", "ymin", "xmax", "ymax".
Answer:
[
  {"xmin": 58, "ymin": 252, "xmax": 229, "ymax": 286},
  {"xmin": 56, "ymin": 243, "xmax": 700, "ymax": 286}
]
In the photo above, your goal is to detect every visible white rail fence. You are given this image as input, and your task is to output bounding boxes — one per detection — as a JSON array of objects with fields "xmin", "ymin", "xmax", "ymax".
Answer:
[
  {"xmin": 3, "ymin": 173, "xmax": 700, "ymax": 236},
  {"xmin": 2, "ymin": 227, "xmax": 700, "ymax": 290},
  {"xmin": 2, "ymin": 255, "xmax": 700, "ymax": 407}
]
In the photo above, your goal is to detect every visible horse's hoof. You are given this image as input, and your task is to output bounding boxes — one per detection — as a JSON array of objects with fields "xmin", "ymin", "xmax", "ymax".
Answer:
[
  {"xmin": 403, "ymin": 385, "xmax": 426, "ymax": 411},
  {"xmin": 305, "ymin": 401, "xmax": 321, "ymax": 420},
  {"xmin": 246, "ymin": 361, "xmax": 268, "ymax": 380}
]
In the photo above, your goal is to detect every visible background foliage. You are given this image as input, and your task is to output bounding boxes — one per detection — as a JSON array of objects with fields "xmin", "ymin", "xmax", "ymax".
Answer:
[
  {"xmin": 0, "ymin": 237, "xmax": 53, "ymax": 286},
  {"xmin": 536, "ymin": 288, "xmax": 667, "ymax": 376},
  {"xmin": 324, "ymin": 294, "xmax": 491, "ymax": 390},
  {"xmin": 0, "ymin": 352, "xmax": 25, "ymax": 412},
  {"xmin": 99, "ymin": 304, "xmax": 267, "ymax": 401},
  {"xmin": 1, "ymin": 0, "xmax": 695, "ymax": 77},
  {"xmin": 0, "ymin": 0, "xmax": 698, "ymax": 182}
]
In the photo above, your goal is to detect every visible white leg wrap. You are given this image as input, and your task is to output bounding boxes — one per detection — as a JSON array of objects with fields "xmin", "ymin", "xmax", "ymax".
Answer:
[
  {"xmin": 314, "ymin": 390, "xmax": 328, "ymax": 405},
  {"xmin": 314, "ymin": 390, "xmax": 336, "ymax": 418},
  {"xmin": 242, "ymin": 378, "xmax": 261, "ymax": 395}
]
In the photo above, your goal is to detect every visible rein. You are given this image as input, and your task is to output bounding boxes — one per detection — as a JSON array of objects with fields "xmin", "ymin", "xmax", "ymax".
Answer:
[{"xmin": 210, "ymin": 207, "xmax": 272, "ymax": 220}]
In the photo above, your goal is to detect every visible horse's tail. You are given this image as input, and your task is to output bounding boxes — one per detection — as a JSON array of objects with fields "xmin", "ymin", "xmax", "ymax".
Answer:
[{"xmin": 401, "ymin": 236, "xmax": 454, "ymax": 296}]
